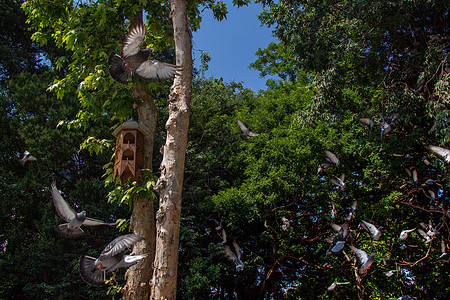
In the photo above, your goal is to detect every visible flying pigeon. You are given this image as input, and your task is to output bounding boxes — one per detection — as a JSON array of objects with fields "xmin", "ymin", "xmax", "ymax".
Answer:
[
  {"xmin": 349, "ymin": 245, "xmax": 375, "ymax": 276},
  {"xmin": 399, "ymin": 228, "xmax": 416, "ymax": 240},
  {"xmin": 224, "ymin": 239, "xmax": 244, "ymax": 271},
  {"xmin": 326, "ymin": 222, "xmax": 349, "ymax": 255},
  {"xmin": 404, "ymin": 168, "xmax": 418, "ymax": 185},
  {"xmin": 359, "ymin": 117, "xmax": 374, "ymax": 129},
  {"xmin": 18, "ymin": 150, "xmax": 37, "ymax": 165},
  {"xmin": 346, "ymin": 201, "xmax": 357, "ymax": 221},
  {"xmin": 360, "ymin": 220, "xmax": 382, "ymax": 240},
  {"xmin": 420, "ymin": 220, "xmax": 440, "ymax": 237},
  {"xmin": 327, "ymin": 281, "xmax": 350, "ymax": 291},
  {"xmin": 324, "ymin": 150, "xmax": 340, "ymax": 167},
  {"xmin": 330, "ymin": 174, "xmax": 346, "ymax": 191},
  {"xmin": 385, "ymin": 270, "xmax": 399, "ymax": 277},
  {"xmin": 429, "ymin": 145, "xmax": 450, "ymax": 164},
  {"xmin": 380, "ymin": 113, "xmax": 400, "ymax": 140},
  {"xmin": 51, "ymin": 181, "xmax": 116, "ymax": 238},
  {"xmin": 108, "ymin": 22, "xmax": 182, "ymax": 84},
  {"xmin": 236, "ymin": 119, "xmax": 259, "ymax": 140},
  {"xmin": 317, "ymin": 163, "xmax": 331, "ymax": 174},
  {"xmin": 417, "ymin": 229, "xmax": 432, "ymax": 244},
  {"xmin": 438, "ymin": 239, "xmax": 447, "ymax": 259},
  {"xmin": 79, "ymin": 234, "xmax": 146, "ymax": 286},
  {"xmin": 281, "ymin": 217, "xmax": 292, "ymax": 231}
]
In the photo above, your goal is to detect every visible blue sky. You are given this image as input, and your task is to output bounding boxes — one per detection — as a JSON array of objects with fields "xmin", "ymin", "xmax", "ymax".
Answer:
[{"xmin": 192, "ymin": 1, "xmax": 278, "ymax": 92}]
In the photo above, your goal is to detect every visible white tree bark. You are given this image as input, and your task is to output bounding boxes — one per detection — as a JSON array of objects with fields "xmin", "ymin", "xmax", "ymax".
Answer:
[{"xmin": 150, "ymin": 0, "xmax": 192, "ymax": 298}]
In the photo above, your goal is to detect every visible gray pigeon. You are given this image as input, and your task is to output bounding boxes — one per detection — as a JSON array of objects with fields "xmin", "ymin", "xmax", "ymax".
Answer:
[
  {"xmin": 236, "ymin": 119, "xmax": 259, "ymax": 140},
  {"xmin": 51, "ymin": 181, "xmax": 116, "ymax": 238},
  {"xmin": 79, "ymin": 234, "xmax": 146, "ymax": 286},
  {"xmin": 330, "ymin": 174, "xmax": 346, "ymax": 191},
  {"xmin": 360, "ymin": 220, "xmax": 382, "ymax": 240},
  {"xmin": 399, "ymin": 228, "xmax": 416, "ymax": 240},
  {"xmin": 417, "ymin": 229, "xmax": 432, "ymax": 244},
  {"xmin": 224, "ymin": 239, "xmax": 244, "ymax": 271},
  {"xmin": 346, "ymin": 201, "xmax": 357, "ymax": 221},
  {"xmin": 420, "ymin": 220, "xmax": 440, "ymax": 237},
  {"xmin": 327, "ymin": 281, "xmax": 350, "ymax": 291},
  {"xmin": 324, "ymin": 150, "xmax": 340, "ymax": 167},
  {"xmin": 281, "ymin": 217, "xmax": 292, "ymax": 231},
  {"xmin": 429, "ymin": 145, "xmax": 450, "ymax": 164},
  {"xmin": 385, "ymin": 270, "xmax": 399, "ymax": 277},
  {"xmin": 18, "ymin": 150, "xmax": 37, "ymax": 165},
  {"xmin": 380, "ymin": 113, "xmax": 400, "ymax": 140},
  {"xmin": 349, "ymin": 245, "xmax": 375, "ymax": 276},
  {"xmin": 326, "ymin": 222, "xmax": 349, "ymax": 255},
  {"xmin": 108, "ymin": 22, "xmax": 182, "ymax": 84}
]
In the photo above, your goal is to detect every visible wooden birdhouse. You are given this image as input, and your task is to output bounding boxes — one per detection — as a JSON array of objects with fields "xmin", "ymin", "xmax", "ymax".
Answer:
[{"xmin": 112, "ymin": 120, "xmax": 148, "ymax": 184}]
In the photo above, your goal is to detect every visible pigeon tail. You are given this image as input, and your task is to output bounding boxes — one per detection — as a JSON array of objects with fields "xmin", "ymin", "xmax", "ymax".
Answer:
[
  {"xmin": 57, "ymin": 224, "xmax": 84, "ymax": 238},
  {"xmin": 121, "ymin": 253, "xmax": 148, "ymax": 268},
  {"xmin": 79, "ymin": 256, "xmax": 106, "ymax": 286}
]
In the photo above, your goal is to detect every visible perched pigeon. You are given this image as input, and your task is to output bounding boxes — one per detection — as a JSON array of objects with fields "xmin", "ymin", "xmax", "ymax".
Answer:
[
  {"xmin": 330, "ymin": 174, "xmax": 346, "ymax": 191},
  {"xmin": 324, "ymin": 150, "xmax": 340, "ymax": 167},
  {"xmin": 224, "ymin": 239, "xmax": 244, "ymax": 271},
  {"xmin": 51, "ymin": 181, "xmax": 116, "ymax": 238},
  {"xmin": 108, "ymin": 22, "xmax": 182, "ymax": 84},
  {"xmin": 349, "ymin": 245, "xmax": 375, "ymax": 276},
  {"xmin": 360, "ymin": 220, "xmax": 382, "ymax": 240},
  {"xmin": 79, "ymin": 234, "xmax": 146, "ymax": 286},
  {"xmin": 417, "ymin": 229, "xmax": 432, "ymax": 244},
  {"xmin": 399, "ymin": 228, "xmax": 416, "ymax": 240},
  {"xmin": 429, "ymin": 145, "xmax": 450, "ymax": 164},
  {"xmin": 18, "ymin": 150, "xmax": 37, "ymax": 165},
  {"xmin": 236, "ymin": 119, "xmax": 259, "ymax": 140},
  {"xmin": 359, "ymin": 117, "xmax": 374, "ymax": 129},
  {"xmin": 327, "ymin": 281, "xmax": 350, "ymax": 291},
  {"xmin": 327, "ymin": 222, "xmax": 349, "ymax": 255},
  {"xmin": 281, "ymin": 217, "xmax": 292, "ymax": 231},
  {"xmin": 380, "ymin": 113, "xmax": 400, "ymax": 140}
]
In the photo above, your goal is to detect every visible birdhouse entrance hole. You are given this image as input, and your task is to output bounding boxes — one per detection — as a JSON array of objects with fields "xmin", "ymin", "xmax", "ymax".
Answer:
[
  {"xmin": 122, "ymin": 149, "xmax": 134, "ymax": 161},
  {"xmin": 123, "ymin": 132, "xmax": 135, "ymax": 144}
]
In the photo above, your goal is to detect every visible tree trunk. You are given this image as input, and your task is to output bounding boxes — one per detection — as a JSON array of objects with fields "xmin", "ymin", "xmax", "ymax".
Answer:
[
  {"xmin": 150, "ymin": 0, "xmax": 192, "ymax": 298},
  {"xmin": 122, "ymin": 82, "xmax": 158, "ymax": 300}
]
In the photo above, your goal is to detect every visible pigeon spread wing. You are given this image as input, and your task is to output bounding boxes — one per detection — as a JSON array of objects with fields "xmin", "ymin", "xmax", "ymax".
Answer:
[
  {"xmin": 121, "ymin": 23, "xmax": 145, "ymax": 58},
  {"xmin": 79, "ymin": 256, "xmax": 106, "ymax": 286},
  {"xmin": 236, "ymin": 119, "xmax": 248, "ymax": 133},
  {"xmin": 429, "ymin": 145, "xmax": 450, "ymax": 163},
  {"xmin": 325, "ymin": 150, "xmax": 339, "ymax": 166},
  {"xmin": 224, "ymin": 245, "xmax": 237, "ymax": 262},
  {"xmin": 51, "ymin": 181, "xmax": 76, "ymax": 222},
  {"xmin": 100, "ymin": 234, "xmax": 143, "ymax": 259},
  {"xmin": 83, "ymin": 217, "xmax": 112, "ymax": 227},
  {"xmin": 134, "ymin": 60, "xmax": 181, "ymax": 81},
  {"xmin": 108, "ymin": 53, "xmax": 132, "ymax": 84},
  {"xmin": 350, "ymin": 246, "xmax": 368, "ymax": 265}
]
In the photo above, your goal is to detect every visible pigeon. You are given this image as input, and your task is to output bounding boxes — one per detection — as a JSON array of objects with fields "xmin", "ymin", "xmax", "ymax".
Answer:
[
  {"xmin": 438, "ymin": 239, "xmax": 447, "ymax": 259},
  {"xmin": 360, "ymin": 220, "xmax": 382, "ymax": 240},
  {"xmin": 399, "ymin": 228, "xmax": 416, "ymax": 240},
  {"xmin": 324, "ymin": 150, "xmax": 340, "ymax": 167},
  {"xmin": 385, "ymin": 270, "xmax": 399, "ymax": 277},
  {"xmin": 392, "ymin": 153, "xmax": 414, "ymax": 159},
  {"xmin": 326, "ymin": 222, "xmax": 349, "ymax": 255},
  {"xmin": 18, "ymin": 150, "xmax": 37, "ymax": 165},
  {"xmin": 359, "ymin": 117, "xmax": 374, "ymax": 129},
  {"xmin": 420, "ymin": 220, "xmax": 440, "ymax": 237},
  {"xmin": 327, "ymin": 281, "xmax": 350, "ymax": 291},
  {"xmin": 380, "ymin": 113, "xmax": 400, "ymax": 140},
  {"xmin": 346, "ymin": 201, "xmax": 357, "ymax": 221},
  {"xmin": 79, "ymin": 234, "xmax": 146, "ymax": 286},
  {"xmin": 429, "ymin": 145, "xmax": 450, "ymax": 164},
  {"xmin": 281, "ymin": 217, "xmax": 292, "ymax": 231},
  {"xmin": 404, "ymin": 168, "xmax": 418, "ymax": 185},
  {"xmin": 108, "ymin": 22, "xmax": 182, "ymax": 84},
  {"xmin": 236, "ymin": 119, "xmax": 259, "ymax": 140},
  {"xmin": 417, "ymin": 229, "xmax": 432, "ymax": 244},
  {"xmin": 349, "ymin": 245, "xmax": 375, "ymax": 276},
  {"xmin": 51, "ymin": 181, "xmax": 116, "ymax": 238},
  {"xmin": 330, "ymin": 174, "xmax": 346, "ymax": 191},
  {"xmin": 224, "ymin": 239, "xmax": 244, "ymax": 271},
  {"xmin": 330, "ymin": 201, "xmax": 337, "ymax": 219},
  {"xmin": 317, "ymin": 163, "xmax": 331, "ymax": 174}
]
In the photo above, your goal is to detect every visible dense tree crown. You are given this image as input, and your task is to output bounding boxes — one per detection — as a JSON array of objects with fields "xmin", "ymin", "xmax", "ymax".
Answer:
[{"xmin": 1, "ymin": 0, "xmax": 449, "ymax": 299}]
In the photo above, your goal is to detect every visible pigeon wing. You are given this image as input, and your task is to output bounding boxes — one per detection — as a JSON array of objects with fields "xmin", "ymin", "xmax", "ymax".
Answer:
[
  {"xmin": 236, "ymin": 119, "xmax": 249, "ymax": 133},
  {"xmin": 100, "ymin": 234, "xmax": 143, "ymax": 259},
  {"xmin": 247, "ymin": 130, "xmax": 259, "ymax": 137},
  {"xmin": 134, "ymin": 60, "xmax": 181, "ymax": 81},
  {"xmin": 121, "ymin": 23, "xmax": 145, "ymax": 58},
  {"xmin": 224, "ymin": 245, "xmax": 237, "ymax": 262},
  {"xmin": 429, "ymin": 145, "xmax": 450, "ymax": 163},
  {"xmin": 108, "ymin": 53, "xmax": 132, "ymax": 84},
  {"xmin": 324, "ymin": 150, "xmax": 339, "ymax": 166},
  {"xmin": 79, "ymin": 256, "xmax": 106, "ymax": 286},
  {"xmin": 51, "ymin": 181, "xmax": 76, "ymax": 222},
  {"xmin": 350, "ymin": 245, "xmax": 368, "ymax": 265},
  {"xmin": 83, "ymin": 217, "xmax": 111, "ymax": 227}
]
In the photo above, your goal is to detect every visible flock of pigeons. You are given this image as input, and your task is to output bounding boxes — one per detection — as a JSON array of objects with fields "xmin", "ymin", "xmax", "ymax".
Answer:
[{"xmin": 50, "ymin": 181, "xmax": 146, "ymax": 286}]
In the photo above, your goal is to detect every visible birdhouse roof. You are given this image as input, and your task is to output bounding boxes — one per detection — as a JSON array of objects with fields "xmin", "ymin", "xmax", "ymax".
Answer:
[{"xmin": 112, "ymin": 120, "xmax": 149, "ymax": 137}]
